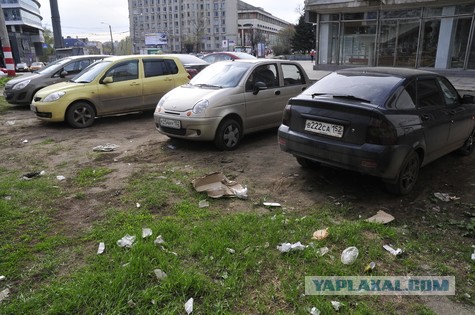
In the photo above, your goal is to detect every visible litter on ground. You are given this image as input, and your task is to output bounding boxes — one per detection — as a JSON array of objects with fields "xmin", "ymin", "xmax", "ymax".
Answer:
[
  {"xmin": 341, "ymin": 246, "xmax": 359, "ymax": 264},
  {"xmin": 117, "ymin": 234, "xmax": 136, "ymax": 248},
  {"xmin": 365, "ymin": 210, "xmax": 395, "ymax": 224},
  {"xmin": 277, "ymin": 241, "xmax": 307, "ymax": 253},
  {"xmin": 185, "ymin": 297, "xmax": 194, "ymax": 314},
  {"xmin": 383, "ymin": 244, "xmax": 403, "ymax": 256},
  {"xmin": 312, "ymin": 228, "xmax": 329, "ymax": 240},
  {"xmin": 192, "ymin": 172, "xmax": 248, "ymax": 199},
  {"xmin": 154, "ymin": 269, "xmax": 167, "ymax": 281},
  {"xmin": 97, "ymin": 242, "xmax": 105, "ymax": 254},
  {"xmin": 92, "ymin": 143, "xmax": 119, "ymax": 152}
]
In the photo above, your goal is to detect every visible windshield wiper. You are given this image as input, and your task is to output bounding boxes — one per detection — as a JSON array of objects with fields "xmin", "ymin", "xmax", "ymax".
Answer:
[
  {"xmin": 194, "ymin": 83, "xmax": 222, "ymax": 88},
  {"xmin": 311, "ymin": 93, "xmax": 329, "ymax": 98},
  {"xmin": 331, "ymin": 95, "xmax": 371, "ymax": 103}
]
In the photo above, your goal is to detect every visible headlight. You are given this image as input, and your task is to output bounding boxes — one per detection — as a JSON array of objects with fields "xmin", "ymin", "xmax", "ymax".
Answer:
[
  {"xmin": 43, "ymin": 91, "xmax": 66, "ymax": 102},
  {"xmin": 155, "ymin": 94, "xmax": 169, "ymax": 113},
  {"xmin": 12, "ymin": 79, "xmax": 31, "ymax": 90},
  {"xmin": 192, "ymin": 99, "xmax": 209, "ymax": 114}
]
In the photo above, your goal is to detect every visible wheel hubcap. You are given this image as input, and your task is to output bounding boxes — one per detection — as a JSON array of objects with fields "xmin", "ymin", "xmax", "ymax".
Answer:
[
  {"xmin": 223, "ymin": 125, "xmax": 239, "ymax": 147},
  {"xmin": 74, "ymin": 107, "xmax": 92, "ymax": 125},
  {"xmin": 400, "ymin": 157, "xmax": 418, "ymax": 190}
]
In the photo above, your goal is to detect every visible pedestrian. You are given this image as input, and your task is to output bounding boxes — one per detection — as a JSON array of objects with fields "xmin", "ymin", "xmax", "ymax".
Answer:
[{"xmin": 310, "ymin": 49, "xmax": 316, "ymax": 62}]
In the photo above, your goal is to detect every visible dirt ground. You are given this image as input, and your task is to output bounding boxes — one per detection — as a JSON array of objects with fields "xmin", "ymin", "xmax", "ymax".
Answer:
[{"xmin": 2, "ymin": 106, "xmax": 475, "ymax": 314}]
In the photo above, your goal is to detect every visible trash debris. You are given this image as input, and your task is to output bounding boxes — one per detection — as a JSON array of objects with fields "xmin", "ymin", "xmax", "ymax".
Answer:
[
  {"xmin": 136, "ymin": 202, "xmax": 141, "ymax": 208},
  {"xmin": 341, "ymin": 246, "xmax": 359, "ymax": 265},
  {"xmin": 56, "ymin": 175, "xmax": 66, "ymax": 181},
  {"xmin": 5, "ymin": 120, "xmax": 15, "ymax": 126},
  {"xmin": 167, "ymin": 144, "xmax": 176, "ymax": 150},
  {"xmin": 154, "ymin": 235, "xmax": 165, "ymax": 245},
  {"xmin": 22, "ymin": 139, "xmax": 28, "ymax": 143},
  {"xmin": 365, "ymin": 210, "xmax": 395, "ymax": 224},
  {"xmin": 184, "ymin": 297, "xmax": 193, "ymax": 314},
  {"xmin": 277, "ymin": 241, "xmax": 307, "ymax": 253},
  {"xmin": 199, "ymin": 200, "xmax": 209, "ymax": 208},
  {"xmin": 364, "ymin": 261, "xmax": 376, "ymax": 272},
  {"xmin": 117, "ymin": 234, "xmax": 136, "ymax": 248},
  {"xmin": 3, "ymin": 196, "xmax": 11, "ymax": 201},
  {"xmin": 21, "ymin": 170, "xmax": 45, "ymax": 180},
  {"xmin": 318, "ymin": 247, "xmax": 329, "ymax": 256},
  {"xmin": 331, "ymin": 300, "xmax": 342, "ymax": 311},
  {"xmin": 226, "ymin": 248, "xmax": 235, "ymax": 254},
  {"xmin": 192, "ymin": 172, "xmax": 248, "ymax": 199},
  {"xmin": 434, "ymin": 192, "xmax": 460, "ymax": 202},
  {"xmin": 153, "ymin": 269, "xmax": 167, "ymax": 281},
  {"xmin": 0, "ymin": 288, "xmax": 10, "ymax": 303},
  {"xmin": 312, "ymin": 228, "xmax": 329, "ymax": 240},
  {"xmin": 310, "ymin": 306, "xmax": 321, "ymax": 315},
  {"xmin": 92, "ymin": 143, "xmax": 119, "ymax": 152},
  {"xmin": 383, "ymin": 244, "xmax": 403, "ymax": 256},
  {"xmin": 0, "ymin": 276, "xmax": 5, "ymax": 281},
  {"xmin": 97, "ymin": 242, "xmax": 105, "ymax": 254},
  {"xmin": 471, "ymin": 248, "xmax": 475, "ymax": 261},
  {"xmin": 142, "ymin": 228, "xmax": 153, "ymax": 238},
  {"xmin": 263, "ymin": 202, "xmax": 281, "ymax": 207}
]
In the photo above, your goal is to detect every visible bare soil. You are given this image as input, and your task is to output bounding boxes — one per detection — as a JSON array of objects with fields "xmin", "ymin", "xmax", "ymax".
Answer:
[{"xmin": 2, "ymin": 106, "xmax": 475, "ymax": 313}]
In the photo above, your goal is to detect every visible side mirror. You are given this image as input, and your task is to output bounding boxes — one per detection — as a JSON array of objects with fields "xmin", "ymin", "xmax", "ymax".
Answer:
[
  {"xmin": 59, "ymin": 70, "xmax": 68, "ymax": 78},
  {"xmin": 462, "ymin": 94, "xmax": 474, "ymax": 104},
  {"xmin": 253, "ymin": 81, "xmax": 267, "ymax": 95},
  {"xmin": 102, "ymin": 76, "xmax": 113, "ymax": 84}
]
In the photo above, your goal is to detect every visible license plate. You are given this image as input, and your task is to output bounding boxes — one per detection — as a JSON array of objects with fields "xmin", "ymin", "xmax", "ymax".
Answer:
[
  {"xmin": 30, "ymin": 104, "xmax": 37, "ymax": 112},
  {"xmin": 160, "ymin": 118, "xmax": 181, "ymax": 129},
  {"xmin": 305, "ymin": 119, "xmax": 344, "ymax": 138}
]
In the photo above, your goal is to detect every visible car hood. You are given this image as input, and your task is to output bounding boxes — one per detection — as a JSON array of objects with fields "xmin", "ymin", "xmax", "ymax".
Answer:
[
  {"xmin": 35, "ymin": 82, "xmax": 88, "ymax": 97},
  {"xmin": 7, "ymin": 73, "xmax": 38, "ymax": 85},
  {"xmin": 162, "ymin": 84, "xmax": 233, "ymax": 112}
]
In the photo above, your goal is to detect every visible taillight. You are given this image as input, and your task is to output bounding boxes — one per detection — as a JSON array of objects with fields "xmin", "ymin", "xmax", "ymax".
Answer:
[
  {"xmin": 282, "ymin": 104, "xmax": 292, "ymax": 126},
  {"xmin": 366, "ymin": 115, "xmax": 397, "ymax": 145}
]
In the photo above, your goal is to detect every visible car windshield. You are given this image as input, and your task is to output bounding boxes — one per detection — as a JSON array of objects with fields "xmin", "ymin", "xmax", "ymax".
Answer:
[
  {"xmin": 71, "ymin": 61, "xmax": 112, "ymax": 83},
  {"xmin": 189, "ymin": 62, "xmax": 252, "ymax": 88},
  {"xmin": 36, "ymin": 58, "xmax": 73, "ymax": 75},
  {"xmin": 305, "ymin": 72, "xmax": 403, "ymax": 105}
]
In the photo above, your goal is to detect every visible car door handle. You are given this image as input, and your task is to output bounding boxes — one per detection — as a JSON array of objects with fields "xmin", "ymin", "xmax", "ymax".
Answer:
[
  {"xmin": 421, "ymin": 114, "xmax": 432, "ymax": 121},
  {"xmin": 130, "ymin": 82, "xmax": 140, "ymax": 86},
  {"xmin": 275, "ymin": 90, "xmax": 280, "ymax": 95}
]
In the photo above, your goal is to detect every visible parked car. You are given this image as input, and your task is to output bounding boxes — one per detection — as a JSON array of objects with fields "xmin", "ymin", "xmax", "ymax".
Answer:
[
  {"xmin": 201, "ymin": 52, "xmax": 257, "ymax": 63},
  {"xmin": 31, "ymin": 55, "xmax": 190, "ymax": 128},
  {"xmin": 278, "ymin": 67, "xmax": 475, "ymax": 195},
  {"xmin": 154, "ymin": 59, "xmax": 312, "ymax": 150},
  {"xmin": 162, "ymin": 54, "xmax": 209, "ymax": 78},
  {"xmin": 29, "ymin": 61, "xmax": 46, "ymax": 72},
  {"xmin": 4, "ymin": 55, "xmax": 109, "ymax": 105},
  {"xmin": 16, "ymin": 62, "xmax": 28, "ymax": 72}
]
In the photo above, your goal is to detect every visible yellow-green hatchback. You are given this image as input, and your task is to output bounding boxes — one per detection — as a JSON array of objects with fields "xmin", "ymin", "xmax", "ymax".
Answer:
[{"xmin": 31, "ymin": 55, "xmax": 190, "ymax": 128}]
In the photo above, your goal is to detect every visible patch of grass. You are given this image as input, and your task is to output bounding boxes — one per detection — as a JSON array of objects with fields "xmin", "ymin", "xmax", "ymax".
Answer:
[{"xmin": 73, "ymin": 166, "xmax": 113, "ymax": 187}]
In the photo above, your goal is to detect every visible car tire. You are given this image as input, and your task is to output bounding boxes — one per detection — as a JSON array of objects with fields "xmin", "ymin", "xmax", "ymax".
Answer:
[
  {"xmin": 458, "ymin": 128, "xmax": 475, "ymax": 156},
  {"xmin": 214, "ymin": 118, "xmax": 241, "ymax": 151},
  {"xmin": 296, "ymin": 157, "xmax": 319, "ymax": 168},
  {"xmin": 385, "ymin": 150, "xmax": 420, "ymax": 195},
  {"xmin": 66, "ymin": 102, "xmax": 96, "ymax": 128}
]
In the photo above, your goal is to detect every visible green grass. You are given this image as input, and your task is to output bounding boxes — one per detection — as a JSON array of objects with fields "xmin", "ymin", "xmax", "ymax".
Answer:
[{"xmin": 0, "ymin": 164, "xmax": 469, "ymax": 314}]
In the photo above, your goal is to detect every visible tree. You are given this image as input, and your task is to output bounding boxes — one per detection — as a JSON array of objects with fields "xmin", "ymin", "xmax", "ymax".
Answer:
[
  {"xmin": 39, "ymin": 28, "xmax": 55, "ymax": 62},
  {"xmin": 291, "ymin": 12, "xmax": 315, "ymax": 53},
  {"xmin": 115, "ymin": 36, "xmax": 132, "ymax": 55},
  {"xmin": 272, "ymin": 25, "xmax": 295, "ymax": 56}
]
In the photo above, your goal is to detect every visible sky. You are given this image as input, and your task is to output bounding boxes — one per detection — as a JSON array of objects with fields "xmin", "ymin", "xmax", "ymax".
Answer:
[{"xmin": 37, "ymin": 0, "xmax": 304, "ymax": 42}]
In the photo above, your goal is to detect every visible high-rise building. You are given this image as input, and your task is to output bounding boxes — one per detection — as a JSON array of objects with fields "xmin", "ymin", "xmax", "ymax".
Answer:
[
  {"xmin": 1, "ymin": 0, "xmax": 44, "ymax": 65},
  {"xmin": 128, "ymin": 0, "xmax": 290, "ymax": 54}
]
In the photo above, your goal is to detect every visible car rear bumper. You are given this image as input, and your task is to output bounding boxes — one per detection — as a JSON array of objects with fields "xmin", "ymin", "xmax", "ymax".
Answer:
[{"xmin": 278, "ymin": 125, "xmax": 411, "ymax": 181}]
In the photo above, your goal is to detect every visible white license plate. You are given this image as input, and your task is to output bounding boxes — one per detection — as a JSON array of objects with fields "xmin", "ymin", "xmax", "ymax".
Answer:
[
  {"xmin": 160, "ymin": 118, "xmax": 181, "ymax": 129},
  {"xmin": 305, "ymin": 119, "xmax": 344, "ymax": 138}
]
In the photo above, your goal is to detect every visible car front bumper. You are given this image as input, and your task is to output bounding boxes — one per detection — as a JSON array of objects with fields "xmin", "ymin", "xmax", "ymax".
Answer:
[
  {"xmin": 154, "ymin": 112, "xmax": 221, "ymax": 141},
  {"xmin": 30, "ymin": 102, "xmax": 66, "ymax": 122}
]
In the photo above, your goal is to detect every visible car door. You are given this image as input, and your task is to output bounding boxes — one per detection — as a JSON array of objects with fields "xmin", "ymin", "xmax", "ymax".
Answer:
[
  {"xmin": 437, "ymin": 77, "xmax": 474, "ymax": 148},
  {"xmin": 243, "ymin": 63, "xmax": 289, "ymax": 131},
  {"xmin": 142, "ymin": 58, "xmax": 177, "ymax": 109},
  {"xmin": 279, "ymin": 62, "xmax": 309, "ymax": 104},
  {"xmin": 415, "ymin": 77, "xmax": 452, "ymax": 160},
  {"xmin": 96, "ymin": 59, "xmax": 143, "ymax": 114}
]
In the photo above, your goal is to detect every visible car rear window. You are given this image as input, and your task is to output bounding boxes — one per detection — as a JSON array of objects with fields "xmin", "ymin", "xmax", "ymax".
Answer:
[
  {"xmin": 305, "ymin": 72, "xmax": 403, "ymax": 105},
  {"xmin": 143, "ymin": 59, "xmax": 178, "ymax": 77}
]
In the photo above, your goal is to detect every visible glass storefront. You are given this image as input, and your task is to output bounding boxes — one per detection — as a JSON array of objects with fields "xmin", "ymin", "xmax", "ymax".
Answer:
[{"xmin": 316, "ymin": 4, "xmax": 475, "ymax": 70}]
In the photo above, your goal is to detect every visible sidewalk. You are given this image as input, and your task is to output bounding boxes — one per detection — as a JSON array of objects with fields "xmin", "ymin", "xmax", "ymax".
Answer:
[{"xmin": 295, "ymin": 60, "xmax": 475, "ymax": 92}]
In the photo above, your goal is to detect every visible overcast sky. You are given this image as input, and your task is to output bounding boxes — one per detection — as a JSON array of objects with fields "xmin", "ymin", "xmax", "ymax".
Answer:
[{"xmin": 37, "ymin": 0, "xmax": 304, "ymax": 42}]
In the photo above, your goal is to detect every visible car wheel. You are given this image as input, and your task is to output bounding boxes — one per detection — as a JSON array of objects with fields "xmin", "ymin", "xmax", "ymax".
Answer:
[
  {"xmin": 386, "ymin": 151, "xmax": 420, "ymax": 195},
  {"xmin": 458, "ymin": 128, "xmax": 475, "ymax": 156},
  {"xmin": 214, "ymin": 118, "xmax": 241, "ymax": 150},
  {"xmin": 66, "ymin": 102, "xmax": 95, "ymax": 128},
  {"xmin": 296, "ymin": 157, "xmax": 319, "ymax": 168}
]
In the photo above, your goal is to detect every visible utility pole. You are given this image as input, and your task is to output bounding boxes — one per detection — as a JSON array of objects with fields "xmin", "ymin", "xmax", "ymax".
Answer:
[{"xmin": 0, "ymin": 4, "xmax": 15, "ymax": 76}]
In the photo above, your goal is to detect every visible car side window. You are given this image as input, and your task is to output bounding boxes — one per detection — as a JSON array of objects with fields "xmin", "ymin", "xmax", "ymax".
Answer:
[
  {"xmin": 437, "ymin": 77, "xmax": 460, "ymax": 107},
  {"xmin": 282, "ymin": 64, "xmax": 305, "ymax": 85},
  {"xmin": 416, "ymin": 78, "xmax": 445, "ymax": 108},
  {"xmin": 143, "ymin": 59, "xmax": 178, "ymax": 77},
  {"xmin": 245, "ymin": 64, "xmax": 278, "ymax": 91},
  {"xmin": 105, "ymin": 60, "xmax": 139, "ymax": 82}
]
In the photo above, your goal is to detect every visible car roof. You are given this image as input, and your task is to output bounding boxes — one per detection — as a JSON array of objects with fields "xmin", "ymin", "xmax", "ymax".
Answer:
[
  {"xmin": 161, "ymin": 54, "xmax": 209, "ymax": 64},
  {"xmin": 101, "ymin": 54, "xmax": 181, "ymax": 62},
  {"xmin": 337, "ymin": 67, "xmax": 439, "ymax": 79}
]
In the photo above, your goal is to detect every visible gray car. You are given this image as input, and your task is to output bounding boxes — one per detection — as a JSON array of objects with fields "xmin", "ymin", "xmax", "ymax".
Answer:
[{"xmin": 4, "ymin": 55, "xmax": 109, "ymax": 105}]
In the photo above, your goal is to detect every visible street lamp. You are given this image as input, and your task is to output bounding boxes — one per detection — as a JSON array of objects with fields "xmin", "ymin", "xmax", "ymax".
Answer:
[{"xmin": 101, "ymin": 22, "xmax": 114, "ymax": 55}]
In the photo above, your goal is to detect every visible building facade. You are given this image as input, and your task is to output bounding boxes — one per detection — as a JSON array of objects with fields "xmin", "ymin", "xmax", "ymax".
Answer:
[
  {"xmin": 128, "ymin": 0, "xmax": 290, "ymax": 54},
  {"xmin": 306, "ymin": 0, "xmax": 475, "ymax": 70},
  {"xmin": 1, "ymin": 0, "xmax": 44, "ymax": 65}
]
